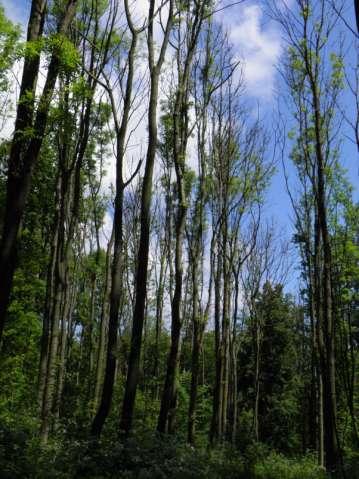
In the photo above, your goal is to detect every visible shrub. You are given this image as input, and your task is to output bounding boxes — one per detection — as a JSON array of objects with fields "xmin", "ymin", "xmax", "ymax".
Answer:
[{"xmin": 254, "ymin": 452, "xmax": 326, "ymax": 479}]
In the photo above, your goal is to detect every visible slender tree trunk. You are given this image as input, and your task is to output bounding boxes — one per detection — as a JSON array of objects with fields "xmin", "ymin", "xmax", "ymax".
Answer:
[
  {"xmin": 91, "ymin": 192, "xmax": 123, "ymax": 436},
  {"xmin": 38, "ymin": 171, "xmax": 61, "ymax": 409},
  {"xmin": 314, "ymin": 213, "xmax": 325, "ymax": 468},
  {"xmin": 120, "ymin": 0, "xmax": 173, "ymax": 434},
  {"xmin": 187, "ymin": 250, "xmax": 201, "ymax": 444},
  {"xmin": 308, "ymin": 271, "xmax": 318, "ymax": 452},
  {"xmin": 157, "ymin": 195, "xmax": 186, "ymax": 433},
  {"xmin": 253, "ymin": 308, "xmax": 260, "ymax": 442},
  {"xmin": 40, "ymin": 69, "xmax": 92, "ymax": 442},
  {"xmin": 221, "ymin": 235, "xmax": 230, "ymax": 441},
  {"xmin": 318, "ymin": 370, "xmax": 325, "ymax": 467},
  {"xmin": 40, "ymin": 257, "xmax": 65, "ymax": 443},
  {"xmin": 40, "ymin": 141, "xmax": 74, "ymax": 442},
  {"xmin": 92, "ymin": 18, "xmax": 139, "ymax": 436},
  {"xmin": 230, "ymin": 274, "xmax": 240, "ymax": 444},
  {"xmin": 53, "ymin": 275, "xmax": 76, "ymax": 424},
  {"xmin": 231, "ymin": 342, "xmax": 238, "ymax": 444},
  {"xmin": 313, "ymin": 91, "xmax": 339, "ymax": 472},
  {"xmin": 211, "ymin": 250, "xmax": 223, "ymax": 444},
  {"xmin": 153, "ymin": 245, "xmax": 166, "ymax": 383},
  {"xmin": 187, "ymin": 318, "xmax": 204, "ymax": 443},
  {"xmin": 93, "ymin": 227, "xmax": 114, "ymax": 413},
  {"xmin": 346, "ymin": 307, "xmax": 359, "ymax": 445},
  {"xmin": 160, "ymin": 10, "xmax": 208, "ymax": 431}
]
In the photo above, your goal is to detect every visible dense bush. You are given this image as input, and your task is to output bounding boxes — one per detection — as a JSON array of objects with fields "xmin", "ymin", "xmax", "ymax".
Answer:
[{"xmin": 2, "ymin": 424, "xmax": 357, "ymax": 479}]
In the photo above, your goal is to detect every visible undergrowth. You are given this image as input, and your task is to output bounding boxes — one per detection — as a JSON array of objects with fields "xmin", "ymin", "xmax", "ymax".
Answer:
[{"xmin": 0, "ymin": 424, "xmax": 357, "ymax": 479}]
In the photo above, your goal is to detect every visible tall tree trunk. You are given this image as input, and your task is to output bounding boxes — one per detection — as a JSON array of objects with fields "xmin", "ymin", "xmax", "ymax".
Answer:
[
  {"xmin": 91, "ymin": 181, "xmax": 124, "ymax": 437},
  {"xmin": 92, "ymin": 11, "xmax": 139, "ymax": 435},
  {"xmin": 313, "ymin": 87, "xmax": 340, "ymax": 472},
  {"xmin": 0, "ymin": 0, "xmax": 77, "ymax": 341},
  {"xmin": 120, "ymin": 0, "xmax": 173, "ymax": 435},
  {"xmin": 93, "ymin": 227, "xmax": 114, "ymax": 413},
  {"xmin": 210, "ymin": 250, "xmax": 223, "ymax": 444},
  {"xmin": 0, "ymin": 0, "xmax": 46, "ymax": 340},
  {"xmin": 187, "ymin": 317, "xmax": 205, "ymax": 443},
  {"xmin": 187, "ymin": 250, "xmax": 201, "ymax": 444},
  {"xmin": 157, "ymin": 197, "xmax": 186, "ymax": 433},
  {"xmin": 40, "ymin": 67, "xmax": 94, "ymax": 442},
  {"xmin": 221, "ymin": 228, "xmax": 230, "ymax": 441},
  {"xmin": 53, "ymin": 274, "xmax": 76, "ymax": 424},
  {"xmin": 308, "ymin": 269, "xmax": 318, "ymax": 452},
  {"xmin": 40, "ymin": 254, "xmax": 66, "ymax": 443},
  {"xmin": 153, "ymin": 245, "xmax": 167, "ymax": 397},
  {"xmin": 230, "ymin": 273, "xmax": 240, "ymax": 444},
  {"xmin": 253, "ymin": 306, "xmax": 260, "ymax": 442},
  {"xmin": 158, "ymin": 1, "xmax": 208, "ymax": 434},
  {"xmin": 38, "ymin": 171, "xmax": 61, "ymax": 409}
]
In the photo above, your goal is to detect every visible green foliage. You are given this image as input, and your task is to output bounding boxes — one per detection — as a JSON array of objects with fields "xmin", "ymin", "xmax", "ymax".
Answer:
[
  {"xmin": 46, "ymin": 34, "xmax": 80, "ymax": 72},
  {"xmin": 254, "ymin": 452, "xmax": 325, "ymax": 479},
  {"xmin": 1, "ymin": 427, "xmax": 352, "ymax": 478},
  {"xmin": 0, "ymin": 425, "xmax": 37, "ymax": 479},
  {"xmin": 0, "ymin": 4, "xmax": 20, "ymax": 90},
  {"xmin": 0, "ymin": 1, "xmax": 357, "ymax": 478},
  {"xmin": 238, "ymin": 284, "xmax": 302, "ymax": 452},
  {"xmin": 19, "ymin": 38, "xmax": 44, "ymax": 60},
  {"xmin": 330, "ymin": 53, "xmax": 344, "ymax": 89},
  {"xmin": 70, "ymin": 76, "xmax": 93, "ymax": 99},
  {"xmin": 183, "ymin": 167, "xmax": 196, "ymax": 197},
  {"xmin": 0, "ymin": 305, "xmax": 41, "ymax": 426}
]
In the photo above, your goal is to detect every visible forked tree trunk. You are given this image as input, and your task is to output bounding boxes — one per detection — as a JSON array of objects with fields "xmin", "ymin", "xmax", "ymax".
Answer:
[
  {"xmin": 120, "ymin": 0, "xmax": 174, "ymax": 435},
  {"xmin": 158, "ymin": 1, "xmax": 208, "ymax": 434},
  {"xmin": 92, "ymin": 9, "xmax": 139, "ymax": 435}
]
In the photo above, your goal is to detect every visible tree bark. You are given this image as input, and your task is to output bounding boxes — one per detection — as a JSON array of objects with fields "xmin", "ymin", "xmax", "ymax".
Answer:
[
  {"xmin": 120, "ymin": 0, "xmax": 174, "ymax": 435},
  {"xmin": 0, "ymin": 0, "xmax": 47, "ymax": 338},
  {"xmin": 93, "ymin": 227, "xmax": 114, "ymax": 413},
  {"xmin": 92, "ymin": 8, "xmax": 139, "ymax": 435},
  {"xmin": 0, "ymin": 0, "xmax": 78, "ymax": 342},
  {"xmin": 210, "ymin": 249, "xmax": 223, "ymax": 444}
]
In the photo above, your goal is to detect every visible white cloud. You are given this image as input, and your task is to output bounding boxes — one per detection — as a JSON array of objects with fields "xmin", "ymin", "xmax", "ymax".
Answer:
[
  {"xmin": 131, "ymin": 0, "xmax": 149, "ymax": 20},
  {"xmin": 220, "ymin": 4, "xmax": 282, "ymax": 100}
]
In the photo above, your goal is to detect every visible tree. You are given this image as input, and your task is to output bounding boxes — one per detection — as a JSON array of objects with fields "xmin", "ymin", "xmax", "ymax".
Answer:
[
  {"xmin": 38, "ymin": 0, "xmax": 115, "ymax": 442},
  {"xmin": 0, "ymin": 0, "xmax": 78, "ymax": 344},
  {"xmin": 274, "ymin": 0, "xmax": 347, "ymax": 470},
  {"xmin": 91, "ymin": 0, "xmax": 143, "ymax": 438},
  {"xmin": 0, "ymin": 5, "xmax": 20, "ymax": 135},
  {"xmin": 157, "ymin": 0, "xmax": 210, "ymax": 436},
  {"xmin": 120, "ymin": 0, "xmax": 174, "ymax": 435}
]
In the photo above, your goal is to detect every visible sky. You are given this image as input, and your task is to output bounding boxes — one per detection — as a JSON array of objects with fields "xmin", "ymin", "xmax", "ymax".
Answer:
[{"xmin": 1, "ymin": 0, "xmax": 358, "ymax": 293}]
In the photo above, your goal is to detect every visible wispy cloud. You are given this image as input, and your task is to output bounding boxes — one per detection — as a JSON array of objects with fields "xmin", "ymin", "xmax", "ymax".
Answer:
[{"xmin": 220, "ymin": 3, "xmax": 282, "ymax": 100}]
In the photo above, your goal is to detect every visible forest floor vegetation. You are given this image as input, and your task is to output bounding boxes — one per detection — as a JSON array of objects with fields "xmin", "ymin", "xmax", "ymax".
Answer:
[{"xmin": 1, "ymin": 424, "xmax": 358, "ymax": 479}]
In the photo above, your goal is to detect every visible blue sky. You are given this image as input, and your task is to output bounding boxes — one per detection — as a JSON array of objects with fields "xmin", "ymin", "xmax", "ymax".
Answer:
[{"xmin": 3, "ymin": 0, "xmax": 28, "ymax": 25}]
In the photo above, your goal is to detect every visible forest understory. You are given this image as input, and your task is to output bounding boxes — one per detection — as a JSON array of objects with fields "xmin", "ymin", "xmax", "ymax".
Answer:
[{"xmin": 0, "ymin": 0, "xmax": 359, "ymax": 478}]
